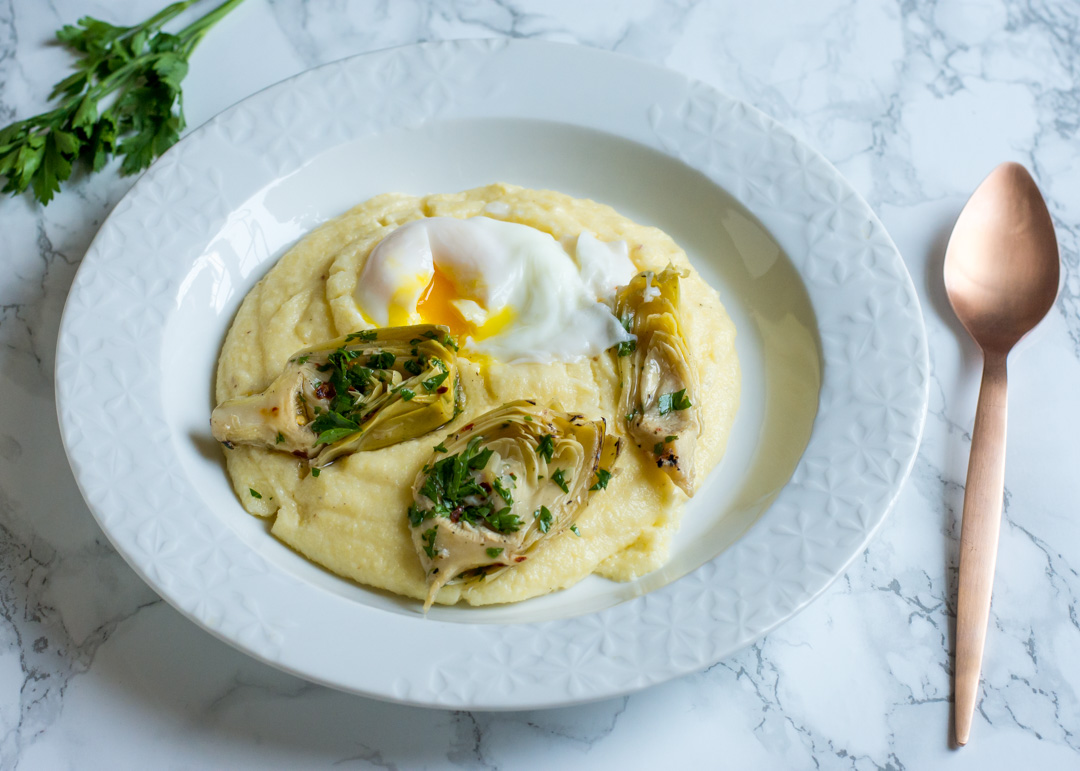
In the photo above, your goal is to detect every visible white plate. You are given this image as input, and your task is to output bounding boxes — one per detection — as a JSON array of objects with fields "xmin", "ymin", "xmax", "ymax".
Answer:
[{"xmin": 56, "ymin": 40, "xmax": 928, "ymax": 709}]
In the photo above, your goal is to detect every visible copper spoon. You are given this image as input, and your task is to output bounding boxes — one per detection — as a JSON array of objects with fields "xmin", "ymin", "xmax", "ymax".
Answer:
[{"xmin": 944, "ymin": 162, "xmax": 1059, "ymax": 746}]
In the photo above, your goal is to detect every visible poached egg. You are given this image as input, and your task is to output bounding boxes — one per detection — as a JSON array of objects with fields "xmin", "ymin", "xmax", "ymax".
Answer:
[{"xmin": 354, "ymin": 216, "xmax": 636, "ymax": 363}]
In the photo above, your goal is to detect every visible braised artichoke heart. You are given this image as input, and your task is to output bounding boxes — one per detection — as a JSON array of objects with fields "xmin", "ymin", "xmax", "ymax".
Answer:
[
  {"xmin": 614, "ymin": 265, "xmax": 701, "ymax": 496},
  {"xmin": 408, "ymin": 400, "xmax": 621, "ymax": 610},
  {"xmin": 210, "ymin": 324, "xmax": 464, "ymax": 467}
]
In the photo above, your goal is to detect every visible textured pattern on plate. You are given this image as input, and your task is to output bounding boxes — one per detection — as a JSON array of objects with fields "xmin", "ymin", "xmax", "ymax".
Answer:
[{"xmin": 55, "ymin": 40, "xmax": 928, "ymax": 709}]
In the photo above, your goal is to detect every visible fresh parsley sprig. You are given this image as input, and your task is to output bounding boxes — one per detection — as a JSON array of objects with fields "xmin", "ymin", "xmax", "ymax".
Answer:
[{"xmin": 0, "ymin": 0, "xmax": 245, "ymax": 204}]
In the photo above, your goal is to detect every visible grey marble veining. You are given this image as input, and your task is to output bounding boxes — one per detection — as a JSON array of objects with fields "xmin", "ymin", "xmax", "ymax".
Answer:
[{"xmin": 1, "ymin": 0, "xmax": 1078, "ymax": 768}]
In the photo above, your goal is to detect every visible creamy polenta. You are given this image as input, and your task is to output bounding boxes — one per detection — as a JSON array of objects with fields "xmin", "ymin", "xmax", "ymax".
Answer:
[{"xmin": 215, "ymin": 183, "xmax": 740, "ymax": 606}]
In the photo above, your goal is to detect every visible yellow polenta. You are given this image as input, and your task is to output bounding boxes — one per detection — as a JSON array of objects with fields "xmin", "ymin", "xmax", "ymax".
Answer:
[{"xmin": 215, "ymin": 183, "xmax": 740, "ymax": 606}]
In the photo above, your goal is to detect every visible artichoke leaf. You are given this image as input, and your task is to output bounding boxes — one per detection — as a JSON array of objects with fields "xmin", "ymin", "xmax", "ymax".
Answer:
[
  {"xmin": 408, "ymin": 400, "xmax": 621, "ymax": 610},
  {"xmin": 614, "ymin": 265, "xmax": 701, "ymax": 496},
  {"xmin": 211, "ymin": 324, "xmax": 464, "ymax": 467}
]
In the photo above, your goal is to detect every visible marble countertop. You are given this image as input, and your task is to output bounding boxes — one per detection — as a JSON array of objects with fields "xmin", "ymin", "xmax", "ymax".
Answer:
[{"xmin": 2, "ymin": 0, "xmax": 1078, "ymax": 768}]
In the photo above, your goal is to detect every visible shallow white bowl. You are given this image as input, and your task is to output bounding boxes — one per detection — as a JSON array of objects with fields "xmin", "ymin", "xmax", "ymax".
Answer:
[{"xmin": 56, "ymin": 40, "xmax": 928, "ymax": 709}]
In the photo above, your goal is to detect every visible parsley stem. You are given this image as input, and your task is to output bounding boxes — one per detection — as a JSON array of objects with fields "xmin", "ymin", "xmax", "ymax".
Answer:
[
  {"xmin": 125, "ymin": 2, "xmax": 199, "ymax": 40},
  {"xmin": 177, "ymin": 0, "xmax": 246, "ymax": 47}
]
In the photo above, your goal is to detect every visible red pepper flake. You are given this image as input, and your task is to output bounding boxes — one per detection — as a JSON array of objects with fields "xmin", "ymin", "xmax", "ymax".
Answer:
[
  {"xmin": 461, "ymin": 423, "xmax": 474, "ymax": 432},
  {"xmin": 437, "ymin": 386, "xmax": 449, "ymax": 394},
  {"xmin": 314, "ymin": 382, "xmax": 335, "ymax": 400},
  {"xmin": 514, "ymin": 556, "xmax": 527, "ymax": 563},
  {"xmin": 450, "ymin": 505, "xmax": 464, "ymax": 523}
]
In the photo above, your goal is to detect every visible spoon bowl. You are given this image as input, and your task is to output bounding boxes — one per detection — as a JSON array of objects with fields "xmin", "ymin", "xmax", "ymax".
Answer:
[
  {"xmin": 944, "ymin": 161, "xmax": 1059, "ymax": 747},
  {"xmin": 945, "ymin": 162, "xmax": 1059, "ymax": 352}
]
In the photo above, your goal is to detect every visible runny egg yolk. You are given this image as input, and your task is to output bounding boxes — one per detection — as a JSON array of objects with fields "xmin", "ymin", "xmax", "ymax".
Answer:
[
  {"xmin": 415, "ymin": 267, "xmax": 468, "ymax": 336},
  {"xmin": 415, "ymin": 267, "xmax": 515, "ymax": 341}
]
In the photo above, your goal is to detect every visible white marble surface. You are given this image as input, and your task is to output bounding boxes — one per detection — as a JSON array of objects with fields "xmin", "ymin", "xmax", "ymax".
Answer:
[{"xmin": 1, "ymin": 0, "xmax": 1078, "ymax": 767}]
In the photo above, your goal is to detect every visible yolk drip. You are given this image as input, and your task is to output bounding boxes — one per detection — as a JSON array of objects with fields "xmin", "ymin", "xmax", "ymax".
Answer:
[{"xmin": 416, "ymin": 267, "xmax": 472, "ymax": 338}]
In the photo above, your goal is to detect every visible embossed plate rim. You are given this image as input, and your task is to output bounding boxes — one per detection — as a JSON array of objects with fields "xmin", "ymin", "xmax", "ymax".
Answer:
[{"xmin": 55, "ymin": 39, "xmax": 929, "ymax": 709}]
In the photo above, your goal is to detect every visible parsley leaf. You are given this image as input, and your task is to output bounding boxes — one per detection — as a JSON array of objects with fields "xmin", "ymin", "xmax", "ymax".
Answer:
[
  {"xmin": 468, "ymin": 446, "xmax": 494, "ymax": 470},
  {"xmin": 421, "ymin": 528, "xmax": 438, "ymax": 559},
  {"xmin": 657, "ymin": 388, "xmax": 692, "ymax": 415},
  {"xmin": 551, "ymin": 469, "xmax": 570, "ymax": 493},
  {"xmin": 492, "ymin": 477, "xmax": 514, "ymax": 505},
  {"xmin": 486, "ymin": 507, "xmax": 521, "ymax": 533},
  {"xmin": 534, "ymin": 505, "xmax": 553, "ymax": 533},
  {"xmin": 535, "ymin": 434, "xmax": 554, "ymax": 462},
  {"xmin": 345, "ymin": 329, "xmax": 377, "ymax": 342},
  {"xmin": 249, "ymin": 488, "xmax": 262, "ymax": 499},
  {"xmin": 422, "ymin": 371, "xmax": 449, "ymax": 392},
  {"xmin": 397, "ymin": 387, "xmax": 415, "ymax": 401},
  {"xmin": 408, "ymin": 504, "xmax": 430, "ymax": 527},
  {"xmin": 590, "ymin": 468, "xmax": 612, "ymax": 491},
  {"xmin": 367, "ymin": 351, "xmax": 395, "ymax": 369},
  {"xmin": 310, "ymin": 410, "xmax": 359, "ymax": 445},
  {"xmin": 486, "ymin": 547, "xmax": 504, "ymax": 558}
]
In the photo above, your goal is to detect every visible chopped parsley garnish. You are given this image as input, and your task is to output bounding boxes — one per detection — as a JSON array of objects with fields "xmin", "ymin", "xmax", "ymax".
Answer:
[
  {"xmin": 311, "ymin": 410, "xmax": 360, "ymax": 445},
  {"xmin": 655, "ymin": 434, "xmax": 678, "ymax": 455},
  {"xmin": 422, "ymin": 329, "xmax": 459, "ymax": 350},
  {"xmin": 421, "ymin": 528, "xmax": 438, "ymax": 559},
  {"xmin": 350, "ymin": 365, "xmax": 375, "ymax": 389},
  {"xmin": 412, "ymin": 436, "xmax": 519, "ymax": 533},
  {"xmin": 296, "ymin": 354, "xmax": 310, "ymax": 365},
  {"xmin": 657, "ymin": 389, "xmax": 692, "ymax": 415},
  {"xmin": 249, "ymin": 488, "xmax": 262, "ymax": 499},
  {"xmin": 422, "ymin": 371, "xmax": 449, "ymax": 392},
  {"xmin": 590, "ymin": 469, "xmax": 612, "ymax": 491},
  {"xmin": 535, "ymin": 434, "xmax": 554, "ymax": 462},
  {"xmin": 616, "ymin": 316, "xmax": 636, "ymax": 357},
  {"xmin": 570, "ymin": 524, "xmax": 581, "ymax": 536},
  {"xmin": 275, "ymin": 432, "xmax": 285, "ymax": 444},
  {"xmin": 492, "ymin": 477, "xmax": 514, "ymax": 505},
  {"xmin": 403, "ymin": 358, "xmax": 424, "ymax": 376},
  {"xmin": 487, "ymin": 507, "xmax": 521, "ymax": 533},
  {"xmin": 523, "ymin": 415, "xmax": 533, "ymax": 422},
  {"xmin": 398, "ymin": 387, "xmax": 416, "ymax": 401},
  {"xmin": 408, "ymin": 504, "xmax": 430, "ymax": 527},
  {"xmin": 534, "ymin": 505, "xmax": 553, "ymax": 533},
  {"xmin": 486, "ymin": 547, "xmax": 504, "ymax": 558},
  {"xmin": 469, "ymin": 445, "xmax": 494, "ymax": 470},
  {"xmin": 345, "ymin": 329, "xmax": 378, "ymax": 342},
  {"xmin": 433, "ymin": 442, "xmax": 448, "ymax": 453},
  {"xmin": 551, "ymin": 468, "xmax": 570, "ymax": 493},
  {"xmin": 311, "ymin": 468, "xmax": 321, "ymax": 477},
  {"xmin": 367, "ymin": 351, "xmax": 395, "ymax": 369}
]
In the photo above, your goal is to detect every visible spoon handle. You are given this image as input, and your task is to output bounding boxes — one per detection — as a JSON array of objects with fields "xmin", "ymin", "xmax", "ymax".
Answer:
[{"xmin": 954, "ymin": 350, "xmax": 1009, "ymax": 746}]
